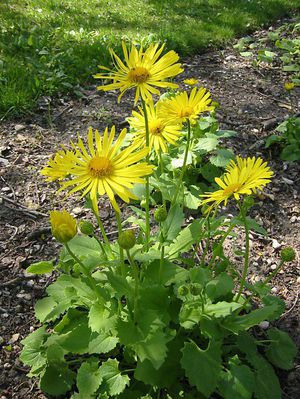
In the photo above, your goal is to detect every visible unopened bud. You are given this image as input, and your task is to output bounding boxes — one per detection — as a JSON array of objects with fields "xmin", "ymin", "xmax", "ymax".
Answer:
[
  {"xmin": 177, "ymin": 285, "xmax": 189, "ymax": 296},
  {"xmin": 280, "ymin": 247, "xmax": 296, "ymax": 263},
  {"xmin": 50, "ymin": 210, "xmax": 77, "ymax": 244},
  {"xmin": 140, "ymin": 198, "xmax": 147, "ymax": 208},
  {"xmin": 190, "ymin": 283, "xmax": 202, "ymax": 296},
  {"xmin": 118, "ymin": 230, "xmax": 136, "ymax": 250},
  {"xmin": 79, "ymin": 221, "xmax": 95, "ymax": 236},
  {"xmin": 154, "ymin": 206, "xmax": 168, "ymax": 223}
]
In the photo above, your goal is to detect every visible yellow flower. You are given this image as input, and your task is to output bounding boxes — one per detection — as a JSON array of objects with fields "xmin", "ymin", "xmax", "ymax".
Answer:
[
  {"xmin": 41, "ymin": 127, "xmax": 154, "ymax": 213},
  {"xmin": 50, "ymin": 210, "xmax": 77, "ymax": 243},
  {"xmin": 158, "ymin": 87, "xmax": 213, "ymax": 125},
  {"xmin": 200, "ymin": 156, "xmax": 274, "ymax": 213},
  {"xmin": 127, "ymin": 98, "xmax": 182, "ymax": 154},
  {"xmin": 41, "ymin": 148, "xmax": 77, "ymax": 181},
  {"xmin": 94, "ymin": 41, "xmax": 183, "ymax": 104},
  {"xmin": 284, "ymin": 82, "xmax": 295, "ymax": 91},
  {"xmin": 184, "ymin": 78, "xmax": 198, "ymax": 86}
]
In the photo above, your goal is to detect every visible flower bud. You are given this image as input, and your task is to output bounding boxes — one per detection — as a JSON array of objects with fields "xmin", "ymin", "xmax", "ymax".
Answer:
[
  {"xmin": 79, "ymin": 221, "xmax": 95, "ymax": 236},
  {"xmin": 154, "ymin": 206, "xmax": 168, "ymax": 223},
  {"xmin": 177, "ymin": 285, "xmax": 189, "ymax": 296},
  {"xmin": 280, "ymin": 247, "xmax": 296, "ymax": 263},
  {"xmin": 140, "ymin": 198, "xmax": 147, "ymax": 208},
  {"xmin": 50, "ymin": 210, "xmax": 77, "ymax": 243},
  {"xmin": 118, "ymin": 230, "xmax": 136, "ymax": 250},
  {"xmin": 190, "ymin": 283, "xmax": 202, "ymax": 296}
]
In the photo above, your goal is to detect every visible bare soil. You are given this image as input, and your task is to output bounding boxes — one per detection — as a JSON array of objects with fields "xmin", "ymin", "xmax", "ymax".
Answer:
[{"xmin": 0, "ymin": 23, "xmax": 299, "ymax": 399}]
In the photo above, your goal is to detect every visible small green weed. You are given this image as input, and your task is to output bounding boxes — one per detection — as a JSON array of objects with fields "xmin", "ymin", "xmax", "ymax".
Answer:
[
  {"xmin": 234, "ymin": 20, "xmax": 300, "ymax": 84},
  {"xmin": 266, "ymin": 116, "xmax": 300, "ymax": 161}
]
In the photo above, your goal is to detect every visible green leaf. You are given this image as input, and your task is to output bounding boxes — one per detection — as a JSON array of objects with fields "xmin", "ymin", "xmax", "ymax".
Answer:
[
  {"xmin": 281, "ymin": 144, "xmax": 300, "ymax": 161},
  {"xmin": 215, "ymin": 130, "xmax": 237, "ymax": 138},
  {"xmin": 135, "ymin": 336, "xmax": 184, "ymax": 388},
  {"xmin": 232, "ymin": 216, "xmax": 267, "ymax": 235},
  {"xmin": 210, "ymin": 148, "xmax": 235, "ymax": 167},
  {"xmin": 98, "ymin": 359, "xmax": 130, "ymax": 396},
  {"xmin": 134, "ymin": 329, "xmax": 173, "ymax": 369},
  {"xmin": 266, "ymin": 328, "xmax": 297, "ymax": 370},
  {"xmin": 204, "ymin": 301, "xmax": 242, "ymax": 318},
  {"xmin": 47, "ymin": 274, "xmax": 97, "ymax": 304},
  {"xmin": 59, "ymin": 311, "xmax": 91, "ymax": 354},
  {"xmin": 254, "ymin": 358, "xmax": 281, "ymax": 399},
  {"xmin": 26, "ymin": 260, "xmax": 53, "ymax": 274},
  {"xmin": 283, "ymin": 64, "xmax": 300, "ymax": 72},
  {"xmin": 40, "ymin": 365, "xmax": 75, "ymax": 396},
  {"xmin": 88, "ymin": 332, "xmax": 119, "ymax": 354},
  {"xmin": 35, "ymin": 294, "xmax": 76, "ymax": 323},
  {"xmin": 166, "ymin": 219, "xmax": 205, "ymax": 259},
  {"xmin": 181, "ymin": 340, "xmax": 222, "ymax": 397},
  {"xmin": 240, "ymin": 51, "xmax": 253, "ymax": 57},
  {"xmin": 77, "ymin": 360, "xmax": 102, "ymax": 398},
  {"xmin": 88, "ymin": 302, "xmax": 116, "ymax": 333},
  {"xmin": 184, "ymin": 189, "xmax": 202, "ymax": 209},
  {"xmin": 200, "ymin": 163, "xmax": 221, "ymax": 182},
  {"xmin": 222, "ymin": 296, "xmax": 285, "ymax": 333},
  {"xmin": 161, "ymin": 204, "xmax": 184, "ymax": 242},
  {"xmin": 196, "ymin": 133, "xmax": 219, "ymax": 151},
  {"xmin": 219, "ymin": 363, "xmax": 255, "ymax": 399},
  {"xmin": 237, "ymin": 332, "xmax": 281, "ymax": 399},
  {"xmin": 144, "ymin": 259, "xmax": 188, "ymax": 285},
  {"xmin": 63, "ymin": 235, "xmax": 104, "ymax": 267},
  {"xmin": 105, "ymin": 271, "xmax": 134, "ymax": 298},
  {"xmin": 206, "ymin": 272, "xmax": 234, "ymax": 301},
  {"xmin": 20, "ymin": 327, "xmax": 48, "ymax": 376},
  {"xmin": 265, "ymin": 134, "xmax": 283, "ymax": 148}
]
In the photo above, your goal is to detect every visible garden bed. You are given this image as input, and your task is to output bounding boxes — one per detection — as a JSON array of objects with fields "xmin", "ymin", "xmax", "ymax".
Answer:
[{"xmin": 0, "ymin": 24, "xmax": 299, "ymax": 398}]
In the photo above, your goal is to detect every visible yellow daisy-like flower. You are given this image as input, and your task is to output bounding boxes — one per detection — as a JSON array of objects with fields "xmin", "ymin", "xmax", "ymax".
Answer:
[
  {"xmin": 41, "ymin": 148, "xmax": 77, "ymax": 182},
  {"xmin": 94, "ymin": 41, "xmax": 183, "ymax": 104},
  {"xmin": 127, "ymin": 98, "xmax": 182, "ymax": 154},
  {"xmin": 200, "ymin": 156, "xmax": 274, "ymax": 213},
  {"xmin": 184, "ymin": 78, "xmax": 198, "ymax": 86},
  {"xmin": 50, "ymin": 210, "xmax": 77, "ymax": 243},
  {"xmin": 158, "ymin": 87, "xmax": 214, "ymax": 125},
  {"xmin": 41, "ymin": 127, "xmax": 154, "ymax": 213}
]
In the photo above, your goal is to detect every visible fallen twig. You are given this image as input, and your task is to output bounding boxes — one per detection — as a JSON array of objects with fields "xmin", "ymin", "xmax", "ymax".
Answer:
[{"xmin": 0, "ymin": 195, "xmax": 48, "ymax": 218}]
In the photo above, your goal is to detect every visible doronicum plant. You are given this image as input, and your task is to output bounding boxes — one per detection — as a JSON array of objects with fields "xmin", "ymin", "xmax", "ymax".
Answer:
[{"xmin": 20, "ymin": 41, "xmax": 297, "ymax": 399}]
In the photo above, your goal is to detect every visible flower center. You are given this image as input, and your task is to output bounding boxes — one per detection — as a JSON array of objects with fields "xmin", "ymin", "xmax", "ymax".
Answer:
[
  {"xmin": 128, "ymin": 67, "xmax": 150, "ymax": 83},
  {"xmin": 88, "ymin": 156, "xmax": 113, "ymax": 177},
  {"xmin": 149, "ymin": 119, "xmax": 164, "ymax": 136},
  {"xmin": 223, "ymin": 183, "xmax": 242, "ymax": 196},
  {"xmin": 179, "ymin": 106, "xmax": 194, "ymax": 118}
]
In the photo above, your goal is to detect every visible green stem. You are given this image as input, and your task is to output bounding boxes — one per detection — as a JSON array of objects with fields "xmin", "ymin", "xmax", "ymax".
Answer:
[
  {"xmin": 158, "ymin": 150, "xmax": 166, "ymax": 207},
  {"xmin": 141, "ymin": 98, "xmax": 151, "ymax": 251},
  {"xmin": 243, "ymin": 260, "xmax": 285, "ymax": 308},
  {"xmin": 65, "ymin": 242, "xmax": 102, "ymax": 302},
  {"xmin": 236, "ymin": 208, "xmax": 250, "ymax": 301},
  {"xmin": 207, "ymin": 222, "xmax": 235, "ymax": 269},
  {"xmin": 126, "ymin": 249, "xmax": 139, "ymax": 321},
  {"xmin": 172, "ymin": 119, "xmax": 191, "ymax": 205},
  {"xmin": 115, "ymin": 210, "xmax": 125, "ymax": 277},
  {"xmin": 92, "ymin": 234, "xmax": 108, "ymax": 260}
]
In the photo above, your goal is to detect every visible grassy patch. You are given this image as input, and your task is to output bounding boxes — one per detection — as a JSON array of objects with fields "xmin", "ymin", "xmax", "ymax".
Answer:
[{"xmin": 0, "ymin": 0, "xmax": 299, "ymax": 118}]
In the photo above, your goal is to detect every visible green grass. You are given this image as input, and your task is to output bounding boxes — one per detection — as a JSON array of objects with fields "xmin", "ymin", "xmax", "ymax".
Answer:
[{"xmin": 0, "ymin": 0, "xmax": 299, "ymax": 118}]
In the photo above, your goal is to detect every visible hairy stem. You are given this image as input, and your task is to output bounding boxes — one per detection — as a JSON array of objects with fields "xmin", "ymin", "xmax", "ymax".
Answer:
[
  {"xmin": 65, "ymin": 242, "xmax": 102, "ymax": 302},
  {"xmin": 236, "ymin": 208, "xmax": 250, "ymax": 301},
  {"xmin": 115, "ymin": 210, "xmax": 125, "ymax": 277},
  {"xmin": 141, "ymin": 98, "xmax": 151, "ymax": 251},
  {"xmin": 172, "ymin": 119, "xmax": 191, "ymax": 205}
]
